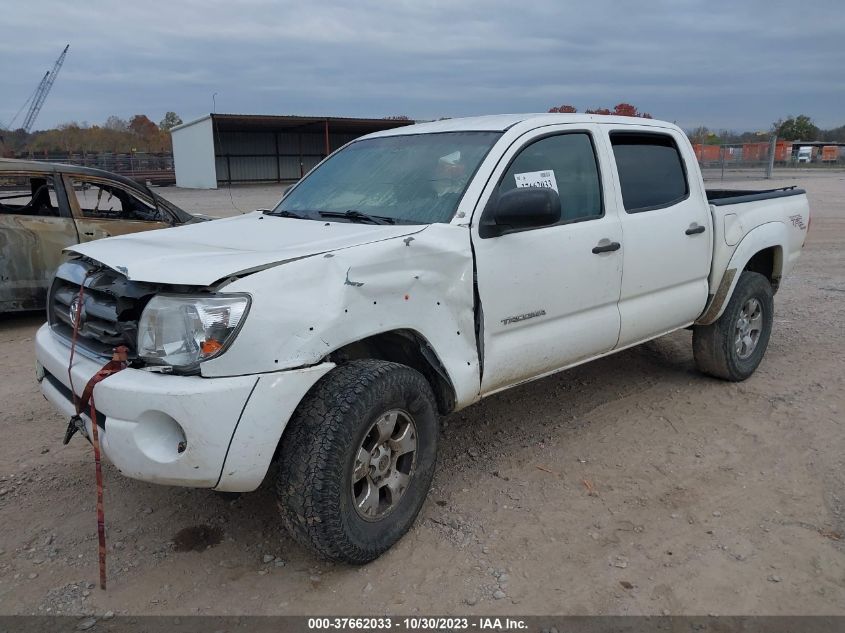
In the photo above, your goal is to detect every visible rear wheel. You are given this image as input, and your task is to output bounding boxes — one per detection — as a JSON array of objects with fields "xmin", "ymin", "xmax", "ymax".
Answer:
[
  {"xmin": 276, "ymin": 359, "xmax": 438, "ymax": 564},
  {"xmin": 693, "ymin": 271, "xmax": 774, "ymax": 381}
]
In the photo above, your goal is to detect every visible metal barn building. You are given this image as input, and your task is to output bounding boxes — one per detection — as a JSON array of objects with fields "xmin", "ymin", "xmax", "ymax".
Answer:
[{"xmin": 170, "ymin": 114, "xmax": 415, "ymax": 189}]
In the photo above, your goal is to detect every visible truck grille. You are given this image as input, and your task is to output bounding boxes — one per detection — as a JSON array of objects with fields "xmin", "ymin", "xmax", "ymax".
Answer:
[{"xmin": 48, "ymin": 258, "xmax": 147, "ymax": 359}]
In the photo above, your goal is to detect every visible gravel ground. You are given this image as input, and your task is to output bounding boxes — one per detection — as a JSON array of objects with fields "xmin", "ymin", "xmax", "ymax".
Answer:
[
  {"xmin": 154, "ymin": 183, "xmax": 286, "ymax": 218},
  {"xmin": 0, "ymin": 171, "xmax": 843, "ymax": 616}
]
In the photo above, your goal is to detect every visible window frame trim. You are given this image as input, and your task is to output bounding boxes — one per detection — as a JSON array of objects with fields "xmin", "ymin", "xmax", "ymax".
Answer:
[
  {"xmin": 479, "ymin": 129, "xmax": 606, "ymax": 239},
  {"xmin": 609, "ymin": 130, "xmax": 691, "ymax": 214},
  {"xmin": 65, "ymin": 175, "xmax": 173, "ymax": 224}
]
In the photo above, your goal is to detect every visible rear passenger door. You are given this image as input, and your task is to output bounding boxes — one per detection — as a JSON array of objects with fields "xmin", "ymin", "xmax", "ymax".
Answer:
[
  {"xmin": 602, "ymin": 126, "xmax": 712, "ymax": 347},
  {"xmin": 62, "ymin": 175, "xmax": 171, "ymax": 242},
  {"xmin": 0, "ymin": 172, "xmax": 78, "ymax": 311},
  {"xmin": 472, "ymin": 126, "xmax": 624, "ymax": 393}
]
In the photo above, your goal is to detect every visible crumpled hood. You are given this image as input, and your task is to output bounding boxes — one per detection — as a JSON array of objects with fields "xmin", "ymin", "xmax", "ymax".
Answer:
[{"xmin": 67, "ymin": 211, "xmax": 424, "ymax": 286}]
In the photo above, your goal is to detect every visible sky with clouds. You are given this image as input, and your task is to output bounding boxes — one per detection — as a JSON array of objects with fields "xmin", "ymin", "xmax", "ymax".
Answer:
[{"xmin": 1, "ymin": 0, "xmax": 843, "ymax": 132}]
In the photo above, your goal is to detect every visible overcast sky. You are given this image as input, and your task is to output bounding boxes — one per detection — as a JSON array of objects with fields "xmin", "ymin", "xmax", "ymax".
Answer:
[{"xmin": 2, "ymin": 0, "xmax": 843, "ymax": 132}]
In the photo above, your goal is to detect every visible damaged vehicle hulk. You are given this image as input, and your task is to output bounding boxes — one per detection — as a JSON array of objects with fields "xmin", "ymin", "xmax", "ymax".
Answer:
[
  {"xmin": 0, "ymin": 159, "xmax": 203, "ymax": 312},
  {"xmin": 35, "ymin": 114, "xmax": 809, "ymax": 563}
]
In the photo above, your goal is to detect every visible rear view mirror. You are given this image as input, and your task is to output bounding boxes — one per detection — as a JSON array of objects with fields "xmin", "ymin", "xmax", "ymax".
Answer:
[{"xmin": 481, "ymin": 187, "xmax": 562, "ymax": 237}]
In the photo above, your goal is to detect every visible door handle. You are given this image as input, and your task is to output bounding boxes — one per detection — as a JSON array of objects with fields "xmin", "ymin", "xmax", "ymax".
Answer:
[
  {"xmin": 592, "ymin": 241, "xmax": 621, "ymax": 254},
  {"xmin": 685, "ymin": 224, "xmax": 706, "ymax": 235},
  {"xmin": 83, "ymin": 232, "xmax": 95, "ymax": 236}
]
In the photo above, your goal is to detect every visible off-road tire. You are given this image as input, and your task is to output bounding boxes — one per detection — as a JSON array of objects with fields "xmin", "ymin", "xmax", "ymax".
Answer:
[
  {"xmin": 276, "ymin": 359, "xmax": 438, "ymax": 564},
  {"xmin": 693, "ymin": 271, "xmax": 774, "ymax": 381}
]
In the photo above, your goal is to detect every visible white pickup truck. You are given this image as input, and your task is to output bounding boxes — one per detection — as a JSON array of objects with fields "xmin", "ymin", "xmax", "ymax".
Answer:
[{"xmin": 35, "ymin": 114, "xmax": 809, "ymax": 563}]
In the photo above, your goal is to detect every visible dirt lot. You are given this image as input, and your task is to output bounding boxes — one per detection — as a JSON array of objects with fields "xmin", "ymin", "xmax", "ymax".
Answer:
[
  {"xmin": 1, "ymin": 172, "xmax": 843, "ymax": 616},
  {"xmin": 158, "ymin": 184, "xmax": 286, "ymax": 219}
]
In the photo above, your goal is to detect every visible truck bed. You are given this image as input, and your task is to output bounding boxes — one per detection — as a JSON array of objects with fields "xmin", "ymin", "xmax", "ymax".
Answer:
[
  {"xmin": 703, "ymin": 184, "xmax": 809, "ymax": 313},
  {"xmin": 706, "ymin": 186, "xmax": 806, "ymax": 206}
]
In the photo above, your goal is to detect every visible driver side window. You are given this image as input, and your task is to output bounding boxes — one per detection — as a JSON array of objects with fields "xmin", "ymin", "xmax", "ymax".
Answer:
[
  {"xmin": 70, "ymin": 179, "xmax": 160, "ymax": 222},
  {"xmin": 498, "ymin": 132, "xmax": 603, "ymax": 224}
]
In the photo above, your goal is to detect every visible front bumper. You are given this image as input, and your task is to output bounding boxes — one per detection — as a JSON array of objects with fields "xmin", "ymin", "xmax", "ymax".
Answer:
[{"xmin": 35, "ymin": 324, "xmax": 333, "ymax": 491}]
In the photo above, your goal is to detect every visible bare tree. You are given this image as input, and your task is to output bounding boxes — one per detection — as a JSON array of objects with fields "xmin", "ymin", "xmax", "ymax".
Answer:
[
  {"xmin": 104, "ymin": 116, "xmax": 129, "ymax": 131},
  {"xmin": 159, "ymin": 111, "xmax": 183, "ymax": 131}
]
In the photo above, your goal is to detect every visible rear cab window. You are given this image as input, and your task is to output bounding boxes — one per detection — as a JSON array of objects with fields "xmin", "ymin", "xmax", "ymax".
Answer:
[{"xmin": 609, "ymin": 132, "xmax": 689, "ymax": 212}]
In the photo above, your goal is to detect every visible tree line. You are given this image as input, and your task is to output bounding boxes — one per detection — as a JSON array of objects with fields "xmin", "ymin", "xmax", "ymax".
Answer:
[
  {"xmin": 0, "ymin": 112, "xmax": 183, "ymax": 156},
  {"xmin": 549, "ymin": 104, "xmax": 844, "ymax": 145},
  {"xmin": 691, "ymin": 115, "xmax": 845, "ymax": 145},
  {"xmin": 548, "ymin": 102, "xmax": 652, "ymax": 118},
  {"xmin": 3, "ymin": 106, "xmax": 844, "ymax": 158}
]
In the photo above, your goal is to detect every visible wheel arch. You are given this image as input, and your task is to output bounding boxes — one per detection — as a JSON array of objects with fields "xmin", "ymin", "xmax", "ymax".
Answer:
[
  {"xmin": 697, "ymin": 222, "xmax": 787, "ymax": 325},
  {"xmin": 326, "ymin": 328, "xmax": 457, "ymax": 415},
  {"xmin": 744, "ymin": 244, "xmax": 783, "ymax": 288}
]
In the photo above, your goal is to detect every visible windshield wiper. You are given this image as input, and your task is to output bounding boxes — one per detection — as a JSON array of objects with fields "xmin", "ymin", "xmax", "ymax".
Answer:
[
  {"xmin": 263, "ymin": 209, "xmax": 308, "ymax": 219},
  {"xmin": 319, "ymin": 210, "xmax": 395, "ymax": 225}
]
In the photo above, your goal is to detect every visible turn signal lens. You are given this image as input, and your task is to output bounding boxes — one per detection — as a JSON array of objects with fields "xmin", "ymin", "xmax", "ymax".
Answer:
[{"xmin": 201, "ymin": 339, "xmax": 224, "ymax": 357}]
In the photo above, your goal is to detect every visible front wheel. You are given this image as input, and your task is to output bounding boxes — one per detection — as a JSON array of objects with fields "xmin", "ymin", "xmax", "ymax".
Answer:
[
  {"xmin": 693, "ymin": 271, "xmax": 774, "ymax": 381},
  {"xmin": 276, "ymin": 359, "xmax": 439, "ymax": 564}
]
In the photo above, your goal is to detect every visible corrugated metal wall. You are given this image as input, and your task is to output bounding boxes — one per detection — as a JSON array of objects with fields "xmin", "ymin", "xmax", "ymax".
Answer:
[{"xmin": 214, "ymin": 130, "xmax": 360, "ymax": 184}]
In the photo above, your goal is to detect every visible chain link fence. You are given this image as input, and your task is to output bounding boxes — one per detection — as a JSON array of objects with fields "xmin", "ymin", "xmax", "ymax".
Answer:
[
  {"xmin": 695, "ymin": 141, "xmax": 845, "ymax": 181},
  {"xmin": 9, "ymin": 145, "xmax": 845, "ymax": 186},
  {"xmin": 14, "ymin": 152, "xmax": 175, "ymax": 185}
]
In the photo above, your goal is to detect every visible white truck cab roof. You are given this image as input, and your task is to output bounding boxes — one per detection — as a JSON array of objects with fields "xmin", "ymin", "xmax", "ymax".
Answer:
[{"xmin": 365, "ymin": 113, "xmax": 681, "ymax": 137}]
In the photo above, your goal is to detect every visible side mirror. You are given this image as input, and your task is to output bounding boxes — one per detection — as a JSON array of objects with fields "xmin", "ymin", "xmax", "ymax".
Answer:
[{"xmin": 482, "ymin": 187, "xmax": 562, "ymax": 237}]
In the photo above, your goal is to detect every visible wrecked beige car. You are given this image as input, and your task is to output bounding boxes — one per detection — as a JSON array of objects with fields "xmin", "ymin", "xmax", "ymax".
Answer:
[{"xmin": 0, "ymin": 159, "xmax": 203, "ymax": 312}]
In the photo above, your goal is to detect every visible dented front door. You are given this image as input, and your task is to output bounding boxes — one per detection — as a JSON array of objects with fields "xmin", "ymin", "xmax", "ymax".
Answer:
[{"xmin": 0, "ymin": 172, "xmax": 79, "ymax": 312}]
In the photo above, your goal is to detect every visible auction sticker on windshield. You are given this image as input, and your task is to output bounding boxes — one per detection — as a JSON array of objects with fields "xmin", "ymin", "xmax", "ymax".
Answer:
[{"xmin": 514, "ymin": 170, "xmax": 558, "ymax": 192}]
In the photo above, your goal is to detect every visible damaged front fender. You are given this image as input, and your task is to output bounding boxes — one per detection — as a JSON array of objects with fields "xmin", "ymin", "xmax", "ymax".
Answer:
[{"xmin": 202, "ymin": 223, "xmax": 481, "ymax": 409}]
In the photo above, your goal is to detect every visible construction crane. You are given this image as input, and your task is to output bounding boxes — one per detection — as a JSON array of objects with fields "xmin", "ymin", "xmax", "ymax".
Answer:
[{"xmin": 18, "ymin": 44, "xmax": 70, "ymax": 133}]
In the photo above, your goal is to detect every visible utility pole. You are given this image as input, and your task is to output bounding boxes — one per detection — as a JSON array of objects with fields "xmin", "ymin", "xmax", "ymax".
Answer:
[{"xmin": 766, "ymin": 134, "xmax": 777, "ymax": 179}]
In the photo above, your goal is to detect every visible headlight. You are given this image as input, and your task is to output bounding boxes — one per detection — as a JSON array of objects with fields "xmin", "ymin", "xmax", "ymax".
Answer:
[{"xmin": 137, "ymin": 294, "xmax": 250, "ymax": 370}]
